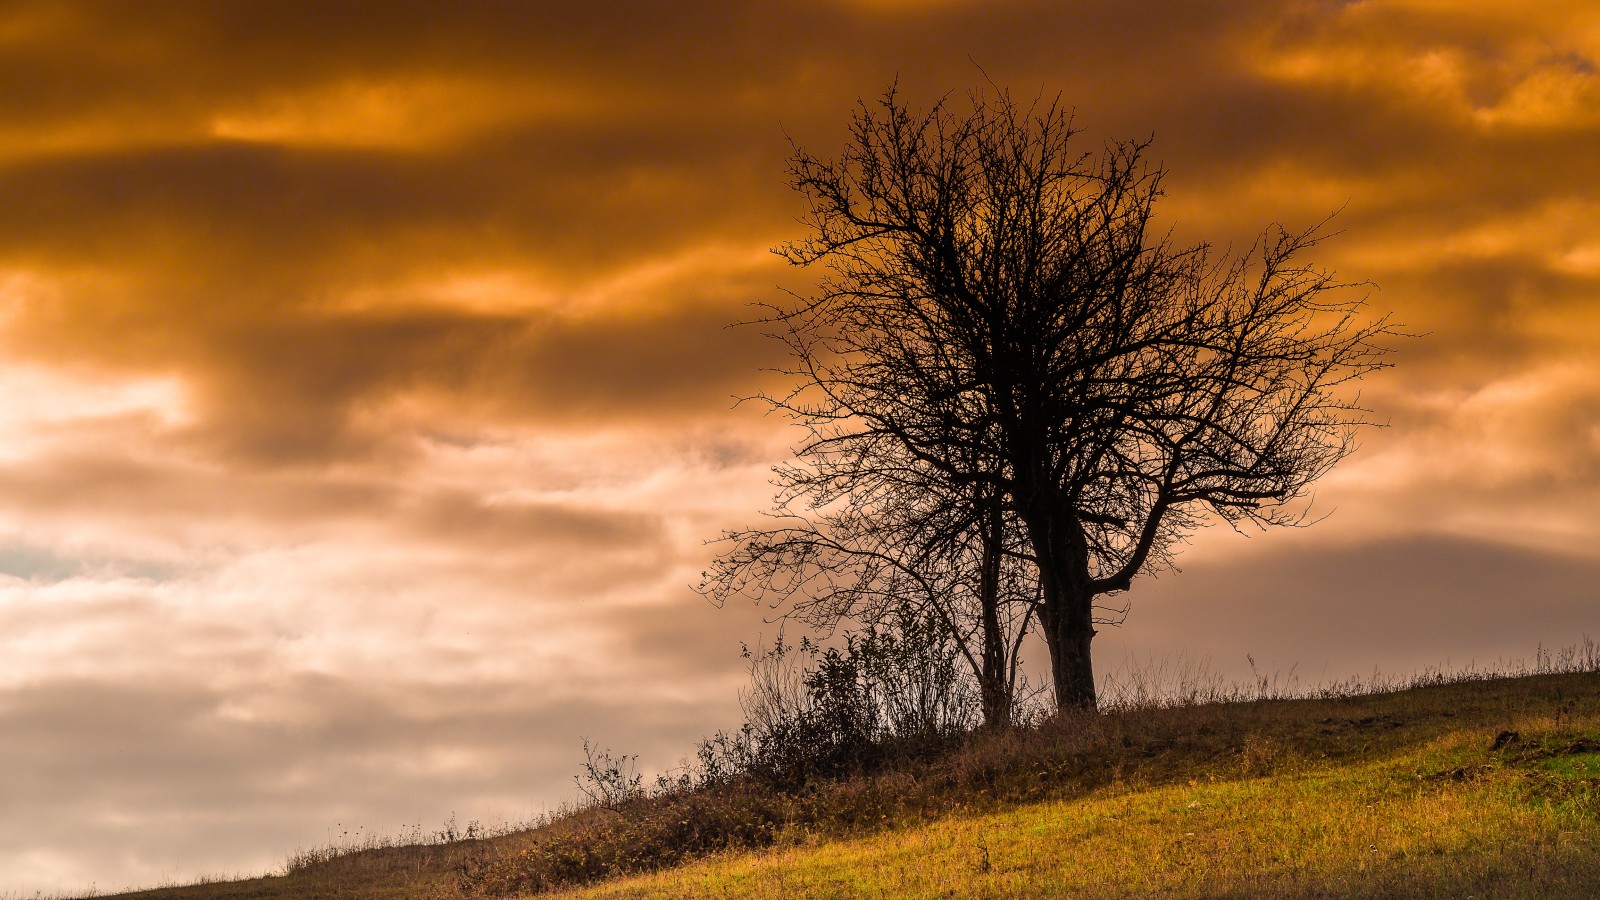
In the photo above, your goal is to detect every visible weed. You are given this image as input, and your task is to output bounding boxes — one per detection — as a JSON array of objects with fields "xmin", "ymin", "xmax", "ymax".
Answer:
[{"xmin": 576, "ymin": 740, "xmax": 644, "ymax": 812}]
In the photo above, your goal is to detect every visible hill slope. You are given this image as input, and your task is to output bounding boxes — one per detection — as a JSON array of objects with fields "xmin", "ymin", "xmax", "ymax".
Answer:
[{"xmin": 92, "ymin": 669, "xmax": 1600, "ymax": 899}]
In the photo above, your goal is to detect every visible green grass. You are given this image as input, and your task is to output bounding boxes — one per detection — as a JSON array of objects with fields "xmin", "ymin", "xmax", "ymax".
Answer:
[
  {"xmin": 569, "ymin": 728, "xmax": 1600, "ymax": 898},
  {"xmin": 83, "ymin": 666, "xmax": 1600, "ymax": 899}
]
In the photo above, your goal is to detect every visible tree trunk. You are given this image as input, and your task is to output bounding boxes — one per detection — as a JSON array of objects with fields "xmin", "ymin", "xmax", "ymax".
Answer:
[
  {"xmin": 1024, "ymin": 509, "xmax": 1099, "ymax": 711},
  {"xmin": 1038, "ymin": 595, "xmax": 1097, "ymax": 711},
  {"xmin": 976, "ymin": 486, "xmax": 1011, "ymax": 729},
  {"xmin": 976, "ymin": 527, "xmax": 1009, "ymax": 728}
]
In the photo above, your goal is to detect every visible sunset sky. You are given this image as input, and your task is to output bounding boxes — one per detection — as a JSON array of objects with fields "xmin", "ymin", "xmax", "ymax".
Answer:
[{"xmin": 3, "ymin": 1, "xmax": 1599, "ymax": 892}]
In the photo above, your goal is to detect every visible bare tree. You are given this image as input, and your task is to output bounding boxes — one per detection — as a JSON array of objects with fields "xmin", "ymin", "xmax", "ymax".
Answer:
[{"xmin": 764, "ymin": 83, "xmax": 1395, "ymax": 711}]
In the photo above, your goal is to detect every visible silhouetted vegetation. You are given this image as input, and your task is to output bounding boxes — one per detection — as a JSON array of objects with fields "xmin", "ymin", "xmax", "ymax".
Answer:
[
  {"xmin": 446, "ymin": 641, "xmax": 1600, "ymax": 897},
  {"xmin": 66, "ymin": 642, "xmax": 1600, "ymax": 898}
]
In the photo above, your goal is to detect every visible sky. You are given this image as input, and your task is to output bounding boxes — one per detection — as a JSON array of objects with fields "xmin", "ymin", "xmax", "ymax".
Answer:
[{"xmin": 2, "ymin": 0, "xmax": 1598, "ymax": 892}]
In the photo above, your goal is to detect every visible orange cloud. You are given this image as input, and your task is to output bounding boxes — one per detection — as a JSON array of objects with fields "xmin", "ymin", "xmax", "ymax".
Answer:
[{"xmin": 3, "ymin": 0, "xmax": 1600, "ymax": 892}]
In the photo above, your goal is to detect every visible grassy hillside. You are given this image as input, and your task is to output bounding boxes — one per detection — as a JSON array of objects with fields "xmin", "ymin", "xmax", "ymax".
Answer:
[
  {"xmin": 86, "ymin": 666, "xmax": 1600, "ymax": 899},
  {"xmin": 566, "ymin": 689, "xmax": 1600, "ymax": 897}
]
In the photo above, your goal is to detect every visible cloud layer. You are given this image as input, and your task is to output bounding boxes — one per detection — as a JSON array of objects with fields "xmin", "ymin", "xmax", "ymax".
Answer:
[{"xmin": 2, "ymin": 1, "xmax": 1598, "ymax": 891}]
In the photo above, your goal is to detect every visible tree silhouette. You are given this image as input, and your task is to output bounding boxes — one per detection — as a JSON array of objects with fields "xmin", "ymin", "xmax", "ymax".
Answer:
[{"xmin": 752, "ymin": 83, "xmax": 1394, "ymax": 711}]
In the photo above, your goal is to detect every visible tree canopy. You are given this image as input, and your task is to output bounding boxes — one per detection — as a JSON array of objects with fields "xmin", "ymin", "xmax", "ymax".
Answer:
[{"xmin": 711, "ymin": 84, "xmax": 1395, "ymax": 713}]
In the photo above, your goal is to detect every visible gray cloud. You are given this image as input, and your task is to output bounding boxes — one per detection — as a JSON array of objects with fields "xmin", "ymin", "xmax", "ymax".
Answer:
[
  {"xmin": 1097, "ymin": 534, "xmax": 1600, "ymax": 683},
  {"xmin": 0, "ymin": 673, "xmax": 733, "ymax": 891}
]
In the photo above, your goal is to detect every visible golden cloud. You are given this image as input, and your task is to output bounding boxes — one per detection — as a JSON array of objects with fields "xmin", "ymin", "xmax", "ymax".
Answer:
[{"xmin": 4, "ymin": 1, "xmax": 1600, "ymax": 892}]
